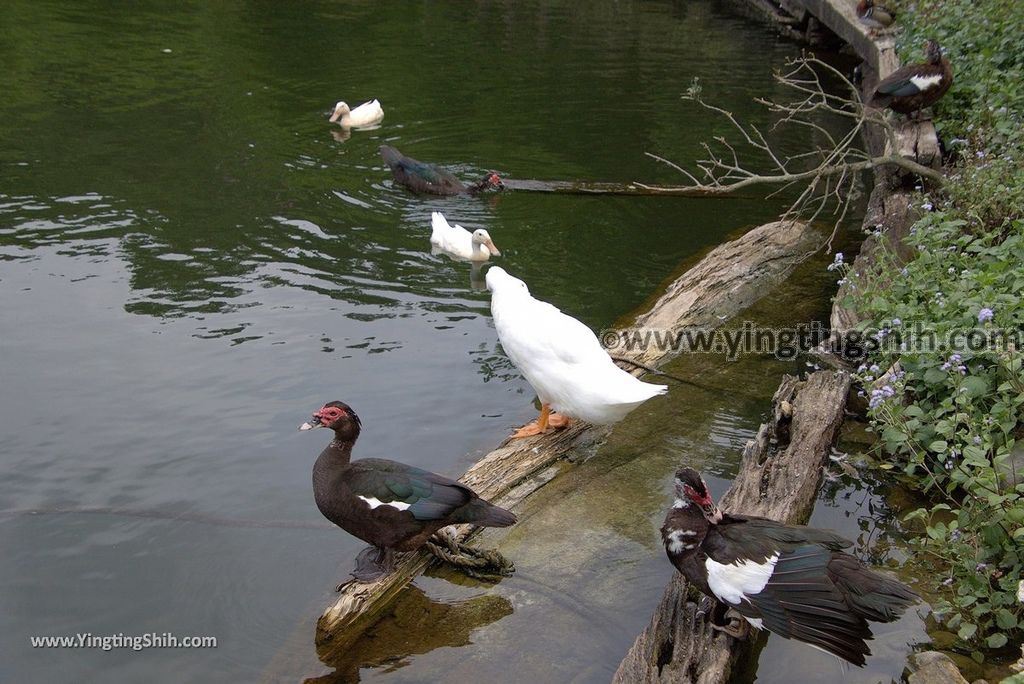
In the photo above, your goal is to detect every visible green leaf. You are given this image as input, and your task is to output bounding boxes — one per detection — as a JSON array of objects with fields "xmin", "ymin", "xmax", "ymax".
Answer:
[
  {"xmin": 964, "ymin": 445, "xmax": 987, "ymax": 461},
  {"xmin": 987, "ymin": 632, "xmax": 1008, "ymax": 648},
  {"xmin": 924, "ymin": 367, "xmax": 948, "ymax": 385},
  {"xmin": 929, "ymin": 440, "xmax": 949, "ymax": 454},
  {"xmin": 995, "ymin": 609, "xmax": 1017, "ymax": 629},
  {"xmin": 958, "ymin": 622, "xmax": 978, "ymax": 640},
  {"xmin": 962, "ymin": 375, "xmax": 990, "ymax": 397}
]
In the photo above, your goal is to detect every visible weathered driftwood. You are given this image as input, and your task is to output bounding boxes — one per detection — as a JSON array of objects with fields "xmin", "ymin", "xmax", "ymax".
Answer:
[
  {"xmin": 613, "ymin": 370, "xmax": 852, "ymax": 684},
  {"xmin": 315, "ymin": 219, "xmax": 820, "ymax": 656},
  {"xmin": 630, "ymin": 220, "xmax": 820, "ymax": 367}
]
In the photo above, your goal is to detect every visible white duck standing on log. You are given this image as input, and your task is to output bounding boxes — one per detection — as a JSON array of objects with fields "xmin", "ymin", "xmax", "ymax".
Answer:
[
  {"xmin": 329, "ymin": 99, "xmax": 384, "ymax": 128},
  {"xmin": 486, "ymin": 266, "xmax": 667, "ymax": 439},
  {"xmin": 430, "ymin": 211, "xmax": 501, "ymax": 262}
]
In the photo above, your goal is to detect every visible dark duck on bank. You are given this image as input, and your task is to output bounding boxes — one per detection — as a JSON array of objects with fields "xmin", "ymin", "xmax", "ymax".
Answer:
[
  {"xmin": 300, "ymin": 401, "xmax": 517, "ymax": 581},
  {"xmin": 856, "ymin": 0, "xmax": 896, "ymax": 36},
  {"xmin": 869, "ymin": 39, "xmax": 953, "ymax": 118},
  {"xmin": 661, "ymin": 468, "xmax": 918, "ymax": 666},
  {"xmin": 380, "ymin": 145, "xmax": 504, "ymax": 196}
]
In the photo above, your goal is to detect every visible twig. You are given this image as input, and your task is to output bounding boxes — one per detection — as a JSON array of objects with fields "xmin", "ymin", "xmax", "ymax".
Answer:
[{"xmin": 646, "ymin": 55, "xmax": 947, "ymax": 253}]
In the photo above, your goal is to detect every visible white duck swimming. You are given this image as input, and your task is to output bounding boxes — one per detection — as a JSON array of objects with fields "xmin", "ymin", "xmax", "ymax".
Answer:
[
  {"xmin": 486, "ymin": 267, "xmax": 667, "ymax": 439},
  {"xmin": 430, "ymin": 212, "xmax": 500, "ymax": 262},
  {"xmin": 329, "ymin": 99, "xmax": 384, "ymax": 127}
]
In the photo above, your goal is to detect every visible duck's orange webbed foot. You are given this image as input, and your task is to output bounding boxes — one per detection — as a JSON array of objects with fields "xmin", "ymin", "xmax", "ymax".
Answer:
[
  {"xmin": 509, "ymin": 403, "xmax": 568, "ymax": 439},
  {"xmin": 547, "ymin": 413, "xmax": 570, "ymax": 429},
  {"xmin": 511, "ymin": 421, "xmax": 545, "ymax": 439}
]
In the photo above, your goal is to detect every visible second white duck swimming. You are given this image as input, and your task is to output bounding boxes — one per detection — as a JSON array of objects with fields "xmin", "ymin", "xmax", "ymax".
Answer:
[
  {"xmin": 486, "ymin": 266, "xmax": 667, "ymax": 439},
  {"xmin": 430, "ymin": 212, "xmax": 500, "ymax": 262},
  {"xmin": 329, "ymin": 99, "xmax": 384, "ymax": 127}
]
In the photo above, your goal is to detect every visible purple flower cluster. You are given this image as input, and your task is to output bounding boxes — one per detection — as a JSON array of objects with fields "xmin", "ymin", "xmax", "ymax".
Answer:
[
  {"xmin": 978, "ymin": 307, "xmax": 994, "ymax": 323},
  {"xmin": 827, "ymin": 252, "xmax": 844, "ymax": 272},
  {"xmin": 941, "ymin": 353, "xmax": 967, "ymax": 375},
  {"xmin": 868, "ymin": 384, "xmax": 896, "ymax": 409}
]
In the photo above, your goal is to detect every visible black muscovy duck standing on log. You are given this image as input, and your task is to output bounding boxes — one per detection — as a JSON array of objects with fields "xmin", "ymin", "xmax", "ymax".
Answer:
[
  {"xmin": 380, "ymin": 145, "xmax": 504, "ymax": 196},
  {"xmin": 869, "ymin": 39, "xmax": 953, "ymax": 119},
  {"xmin": 300, "ymin": 401, "xmax": 517, "ymax": 581},
  {"xmin": 661, "ymin": 468, "xmax": 918, "ymax": 666}
]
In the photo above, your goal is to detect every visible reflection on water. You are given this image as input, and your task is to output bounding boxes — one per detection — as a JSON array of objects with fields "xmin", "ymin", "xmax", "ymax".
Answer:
[{"xmin": 309, "ymin": 581, "xmax": 513, "ymax": 683}]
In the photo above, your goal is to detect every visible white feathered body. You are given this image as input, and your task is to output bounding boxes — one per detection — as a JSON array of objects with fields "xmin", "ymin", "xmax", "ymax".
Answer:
[
  {"xmin": 332, "ymin": 99, "xmax": 384, "ymax": 127},
  {"xmin": 487, "ymin": 267, "xmax": 666, "ymax": 424},
  {"xmin": 430, "ymin": 212, "xmax": 495, "ymax": 261}
]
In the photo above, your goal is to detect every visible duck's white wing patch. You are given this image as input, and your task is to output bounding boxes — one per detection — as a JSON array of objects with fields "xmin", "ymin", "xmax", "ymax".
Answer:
[
  {"xmin": 909, "ymin": 74, "xmax": 943, "ymax": 91},
  {"xmin": 665, "ymin": 529, "xmax": 699, "ymax": 553},
  {"xmin": 706, "ymin": 555, "xmax": 779, "ymax": 604},
  {"xmin": 358, "ymin": 495, "xmax": 411, "ymax": 511}
]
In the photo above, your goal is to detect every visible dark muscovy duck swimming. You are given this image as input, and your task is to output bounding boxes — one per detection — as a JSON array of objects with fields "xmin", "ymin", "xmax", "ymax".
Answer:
[
  {"xmin": 869, "ymin": 39, "xmax": 953, "ymax": 118},
  {"xmin": 300, "ymin": 401, "xmax": 517, "ymax": 581},
  {"xmin": 662, "ymin": 467, "xmax": 917, "ymax": 666},
  {"xmin": 380, "ymin": 145, "xmax": 504, "ymax": 195}
]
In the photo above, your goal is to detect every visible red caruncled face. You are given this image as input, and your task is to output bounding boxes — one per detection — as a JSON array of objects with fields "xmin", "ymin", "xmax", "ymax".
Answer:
[
  {"xmin": 675, "ymin": 467, "xmax": 722, "ymax": 522},
  {"xmin": 314, "ymin": 404, "xmax": 346, "ymax": 426}
]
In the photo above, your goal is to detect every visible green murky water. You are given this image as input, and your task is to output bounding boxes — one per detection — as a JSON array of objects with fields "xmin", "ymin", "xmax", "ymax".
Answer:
[{"xmin": 0, "ymin": 1, "xmax": 924, "ymax": 682}]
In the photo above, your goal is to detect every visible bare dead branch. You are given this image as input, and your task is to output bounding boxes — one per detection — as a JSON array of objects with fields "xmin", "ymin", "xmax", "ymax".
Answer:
[{"xmin": 641, "ymin": 56, "xmax": 946, "ymax": 250}]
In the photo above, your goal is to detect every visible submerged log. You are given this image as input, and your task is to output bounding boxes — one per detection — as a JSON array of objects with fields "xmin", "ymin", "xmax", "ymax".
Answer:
[
  {"xmin": 613, "ymin": 370, "xmax": 851, "ymax": 684},
  {"xmin": 315, "ymin": 220, "xmax": 820, "ymax": 656},
  {"xmin": 500, "ymin": 178, "xmax": 748, "ymax": 197}
]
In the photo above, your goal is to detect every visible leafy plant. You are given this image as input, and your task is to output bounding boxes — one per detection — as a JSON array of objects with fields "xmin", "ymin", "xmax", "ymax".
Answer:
[{"xmin": 833, "ymin": 0, "xmax": 1024, "ymax": 656}]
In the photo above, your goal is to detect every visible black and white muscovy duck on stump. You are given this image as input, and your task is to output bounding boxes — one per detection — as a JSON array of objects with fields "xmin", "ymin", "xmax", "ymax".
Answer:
[
  {"xmin": 869, "ymin": 39, "xmax": 953, "ymax": 119},
  {"xmin": 380, "ymin": 145, "xmax": 504, "ymax": 196},
  {"xmin": 661, "ymin": 467, "xmax": 918, "ymax": 666},
  {"xmin": 300, "ymin": 401, "xmax": 517, "ymax": 582}
]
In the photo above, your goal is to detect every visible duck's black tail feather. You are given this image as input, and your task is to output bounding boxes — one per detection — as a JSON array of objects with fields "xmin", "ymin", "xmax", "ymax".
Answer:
[
  {"xmin": 828, "ymin": 553, "xmax": 919, "ymax": 623},
  {"xmin": 456, "ymin": 498, "xmax": 517, "ymax": 527}
]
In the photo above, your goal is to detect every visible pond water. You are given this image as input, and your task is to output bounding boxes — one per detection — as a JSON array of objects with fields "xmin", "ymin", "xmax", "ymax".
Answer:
[{"xmin": 0, "ymin": 1, "xmax": 925, "ymax": 682}]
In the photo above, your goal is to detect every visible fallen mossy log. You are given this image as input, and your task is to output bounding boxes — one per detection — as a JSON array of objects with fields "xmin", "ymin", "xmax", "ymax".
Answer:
[
  {"xmin": 315, "ymin": 220, "xmax": 821, "ymax": 656},
  {"xmin": 612, "ymin": 370, "xmax": 851, "ymax": 684}
]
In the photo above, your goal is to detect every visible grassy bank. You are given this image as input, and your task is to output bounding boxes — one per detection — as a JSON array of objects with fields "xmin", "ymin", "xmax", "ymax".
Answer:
[{"xmin": 834, "ymin": 0, "xmax": 1024, "ymax": 664}]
